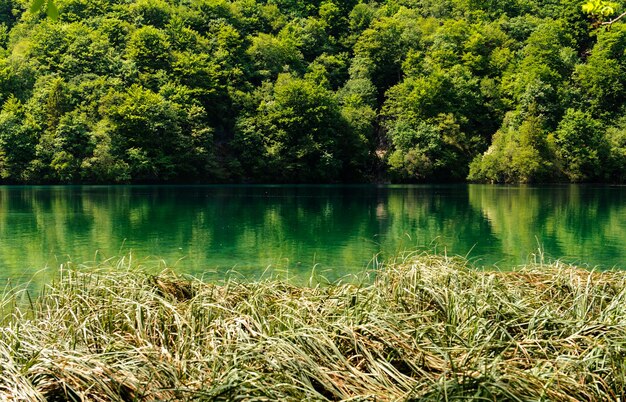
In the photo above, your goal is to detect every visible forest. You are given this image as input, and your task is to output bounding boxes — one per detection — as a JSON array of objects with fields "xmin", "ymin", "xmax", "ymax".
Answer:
[{"xmin": 0, "ymin": 0, "xmax": 625, "ymax": 183}]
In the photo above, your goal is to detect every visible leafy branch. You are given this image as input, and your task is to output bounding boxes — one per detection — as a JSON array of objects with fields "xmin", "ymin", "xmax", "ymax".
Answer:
[
  {"xmin": 582, "ymin": 0, "xmax": 626, "ymax": 26},
  {"xmin": 600, "ymin": 9, "xmax": 626, "ymax": 25}
]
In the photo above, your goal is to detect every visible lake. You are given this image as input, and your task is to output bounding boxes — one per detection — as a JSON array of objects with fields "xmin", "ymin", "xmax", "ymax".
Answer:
[{"xmin": 0, "ymin": 185, "xmax": 624, "ymax": 285}]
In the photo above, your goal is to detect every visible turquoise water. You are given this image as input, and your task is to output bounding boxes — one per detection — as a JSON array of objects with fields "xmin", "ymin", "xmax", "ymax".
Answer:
[{"xmin": 0, "ymin": 185, "xmax": 624, "ymax": 284}]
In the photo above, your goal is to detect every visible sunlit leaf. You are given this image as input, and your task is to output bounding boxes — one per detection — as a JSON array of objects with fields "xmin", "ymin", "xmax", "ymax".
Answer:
[
  {"xmin": 581, "ymin": 0, "xmax": 619, "ymax": 17},
  {"xmin": 582, "ymin": 3, "xmax": 595, "ymax": 13}
]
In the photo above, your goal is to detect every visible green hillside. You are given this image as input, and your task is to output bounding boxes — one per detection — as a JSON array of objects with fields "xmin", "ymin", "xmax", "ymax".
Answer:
[{"xmin": 0, "ymin": 0, "xmax": 625, "ymax": 183}]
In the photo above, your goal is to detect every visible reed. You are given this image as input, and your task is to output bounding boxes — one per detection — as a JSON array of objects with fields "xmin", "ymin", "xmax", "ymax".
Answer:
[{"xmin": 2, "ymin": 254, "xmax": 626, "ymax": 401}]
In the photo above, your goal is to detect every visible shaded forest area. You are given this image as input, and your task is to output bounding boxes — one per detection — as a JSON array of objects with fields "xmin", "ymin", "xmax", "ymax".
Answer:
[{"xmin": 0, "ymin": 0, "xmax": 625, "ymax": 183}]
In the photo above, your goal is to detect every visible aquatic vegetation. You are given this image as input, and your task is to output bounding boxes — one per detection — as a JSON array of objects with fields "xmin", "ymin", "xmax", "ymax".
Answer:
[{"xmin": 2, "ymin": 254, "xmax": 626, "ymax": 400}]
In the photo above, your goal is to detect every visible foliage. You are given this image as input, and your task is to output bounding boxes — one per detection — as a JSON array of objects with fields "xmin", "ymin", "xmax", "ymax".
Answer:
[
  {"xmin": 6, "ymin": 0, "xmax": 626, "ymax": 183},
  {"xmin": 582, "ymin": 0, "xmax": 619, "ymax": 18},
  {"xmin": 574, "ymin": 24, "xmax": 626, "ymax": 115},
  {"xmin": 0, "ymin": 96, "xmax": 37, "ymax": 181},
  {"xmin": 552, "ymin": 108, "xmax": 610, "ymax": 182},
  {"xmin": 468, "ymin": 113, "xmax": 555, "ymax": 183},
  {"xmin": 606, "ymin": 116, "xmax": 626, "ymax": 181},
  {"xmin": 235, "ymin": 73, "xmax": 367, "ymax": 181},
  {"xmin": 126, "ymin": 25, "xmax": 172, "ymax": 73}
]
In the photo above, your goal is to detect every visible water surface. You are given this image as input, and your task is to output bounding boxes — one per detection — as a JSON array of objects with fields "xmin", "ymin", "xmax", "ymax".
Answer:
[{"xmin": 0, "ymin": 185, "xmax": 624, "ymax": 284}]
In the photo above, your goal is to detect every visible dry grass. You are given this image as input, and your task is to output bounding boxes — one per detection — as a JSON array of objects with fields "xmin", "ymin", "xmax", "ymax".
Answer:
[{"xmin": 1, "ymin": 254, "xmax": 626, "ymax": 401}]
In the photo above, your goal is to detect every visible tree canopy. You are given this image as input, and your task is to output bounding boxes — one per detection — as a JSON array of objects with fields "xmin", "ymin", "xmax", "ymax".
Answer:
[{"xmin": 0, "ymin": 0, "xmax": 624, "ymax": 183}]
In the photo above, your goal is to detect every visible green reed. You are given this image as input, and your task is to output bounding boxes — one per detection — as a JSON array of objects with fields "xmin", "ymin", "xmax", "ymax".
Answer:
[{"xmin": 1, "ymin": 253, "xmax": 626, "ymax": 401}]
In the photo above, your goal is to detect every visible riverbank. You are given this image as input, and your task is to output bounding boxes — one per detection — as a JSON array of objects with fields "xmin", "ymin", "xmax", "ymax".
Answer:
[{"xmin": 2, "ymin": 255, "xmax": 626, "ymax": 400}]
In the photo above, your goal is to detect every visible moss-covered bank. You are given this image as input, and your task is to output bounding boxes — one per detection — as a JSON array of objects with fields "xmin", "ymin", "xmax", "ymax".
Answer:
[{"xmin": 2, "ymin": 255, "xmax": 626, "ymax": 400}]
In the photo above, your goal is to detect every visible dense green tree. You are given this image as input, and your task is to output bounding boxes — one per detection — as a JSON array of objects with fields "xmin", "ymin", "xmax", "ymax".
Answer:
[
  {"xmin": 130, "ymin": 0, "xmax": 172, "ymax": 28},
  {"xmin": 79, "ymin": 120, "xmax": 130, "ymax": 182},
  {"xmin": 4, "ymin": 0, "xmax": 626, "ymax": 184},
  {"xmin": 351, "ymin": 10, "xmax": 416, "ymax": 96},
  {"xmin": 246, "ymin": 31, "xmax": 303, "ymax": 80},
  {"xmin": 104, "ymin": 84, "xmax": 184, "ymax": 181},
  {"xmin": 605, "ymin": 116, "xmax": 626, "ymax": 181},
  {"xmin": 47, "ymin": 110, "xmax": 93, "ymax": 182},
  {"xmin": 96, "ymin": 17, "xmax": 132, "ymax": 50},
  {"xmin": 57, "ymin": 0, "xmax": 113, "ymax": 22},
  {"xmin": 236, "ymin": 73, "xmax": 367, "ymax": 181},
  {"xmin": 261, "ymin": 0, "xmax": 324, "ymax": 18},
  {"xmin": 575, "ymin": 24, "xmax": 626, "ymax": 117},
  {"xmin": 502, "ymin": 19, "xmax": 577, "ymax": 127},
  {"xmin": 126, "ymin": 25, "xmax": 171, "ymax": 73},
  {"xmin": 552, "ymin": 108, "xmax": 609, "ymax": 182},
  {"xmin": 0, "ymin": 96, "xmax": 37, "ymax": 181},
  {"xmin": 383, "ymin": 63, "xmax": 490, "ymax": 180},
  {"xmin": 348, "ymin": 2, "xmax": 376, "ymax": 35},
  {"xmin": 468, "ymin": 113, "xmax": 555, "ymax": 183}
]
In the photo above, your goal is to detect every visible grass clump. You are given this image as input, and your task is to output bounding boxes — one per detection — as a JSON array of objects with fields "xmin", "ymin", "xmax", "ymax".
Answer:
[{"xmin": 2, "ymin": 254, "xmax": 626, "ymax": 400}]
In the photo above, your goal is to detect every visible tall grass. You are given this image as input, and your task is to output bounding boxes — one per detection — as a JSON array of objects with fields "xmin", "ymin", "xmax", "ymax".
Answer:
[{"xmin": 2, "ymin": 254, "xmax": 626, "ymax": 401}]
